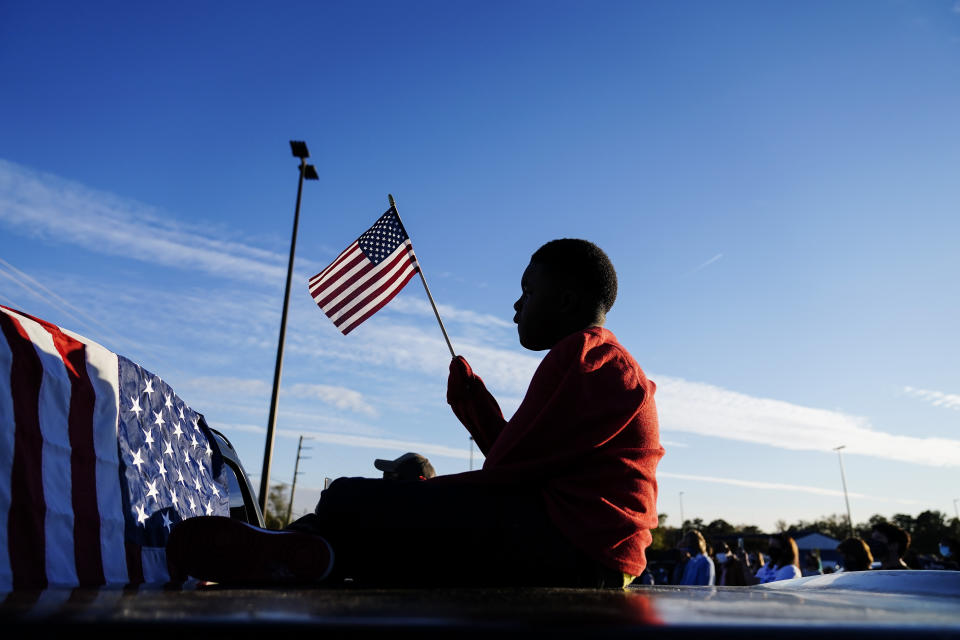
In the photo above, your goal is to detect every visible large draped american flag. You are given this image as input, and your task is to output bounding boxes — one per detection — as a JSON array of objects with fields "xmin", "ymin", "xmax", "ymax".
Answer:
[
  {"xmin": 0, "ymin": 305, "xmax": 230, "ymax": 589},
  {"xmin": 308, "ymin": 206, "xmax": 420, "ymax": 334}
]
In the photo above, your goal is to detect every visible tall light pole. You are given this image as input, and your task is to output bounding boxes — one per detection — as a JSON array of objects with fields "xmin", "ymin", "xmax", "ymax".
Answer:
[
  {"xmin": 834, "ymin": 445, "xmax": 854, "ymax": 537},
  {"xmin": 679, "ymin": 491, "xmax": 686, "ymax": 529},
  {"xmin": 259, "ymin": 141, "xmax": 319, "ymax": 514},
  {"xmin": 953, "ymin": 498, "xmax": 958, "ymax": 521}
]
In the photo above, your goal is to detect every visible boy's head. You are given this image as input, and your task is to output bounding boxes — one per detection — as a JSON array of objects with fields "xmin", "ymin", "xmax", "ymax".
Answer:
[{"xmin": 513, "ymin": 239, "xmax": 617, "ymax": 350}]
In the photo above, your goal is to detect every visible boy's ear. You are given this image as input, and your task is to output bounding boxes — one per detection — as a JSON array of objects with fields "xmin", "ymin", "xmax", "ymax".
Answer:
[{"xmin": 557, "ymin": 288, "xmax": 580, "ymax": 314}]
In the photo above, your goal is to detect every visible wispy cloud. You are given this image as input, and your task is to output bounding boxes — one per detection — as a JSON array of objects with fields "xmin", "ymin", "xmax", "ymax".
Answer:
[
  {"xmin": 903, "ymin": 386, "xmax": 960, "ymax": 411},
  {"xmin": 0, "ymin": 257, "xmax": 133, "ymax": 350},
  {"xmin": 659, "ymin": 471, "xmax": 920, "ymax": 505},
  {"xmin": 227, "ymin": 423, "xmax": 476, "ymax": 460},
  {"xmin": 387, "ymin": 296, "xmax": 513, "ymax": 329},
  {"xmin": 0, "ymin": 159, "xmax": 296, "ymax": 283},
  {"xmin": 287, "ymin": 316, "xmax": 540, "ymax": 402},
  {"xmin": 655, "ymin": 376, "xmax": 960, "ymax": 467},
  {"xmin": 693, "ymin": 253, "xmax": 724, "ymax": 273},
  {"xmin": 286, "ymin": 383, "xmax": 379, "ymax": 417},
  {"xmin": 187, "ymin": 376, "xmax": 379, "ymax": 417}
]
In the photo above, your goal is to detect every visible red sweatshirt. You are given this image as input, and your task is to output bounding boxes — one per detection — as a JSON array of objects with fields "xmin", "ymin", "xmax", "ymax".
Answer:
[{"xmin": 444, "ymin": 327, "xmax": 664, "ymax": 577}]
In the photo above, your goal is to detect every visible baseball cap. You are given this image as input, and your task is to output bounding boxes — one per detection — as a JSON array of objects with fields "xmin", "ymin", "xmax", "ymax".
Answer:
[{"xmin": 373, "ymin": 452, "xmax": 436, "ymax": 481}]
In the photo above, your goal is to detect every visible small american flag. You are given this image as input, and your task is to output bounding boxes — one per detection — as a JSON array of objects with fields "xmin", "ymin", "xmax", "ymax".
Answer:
[
  {"xmin": 308, "ymin": 206, "xmax": 420, "ymax": 335},
  {"xmin": 0, "ymin": 305, "xmax": 229, "ymax": 589}
]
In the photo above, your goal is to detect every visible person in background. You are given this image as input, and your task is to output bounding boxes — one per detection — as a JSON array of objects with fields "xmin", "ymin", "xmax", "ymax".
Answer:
[
  {"xmin": 756, "ymin": 534, "xmax": 801, "ymax": 583},
  {"xmin": 669, "ymin": 547, "xmax": 689, "ymax": 585},
  {"xmin": 836, "ymin": 537, "xmax": 873, "ymax": 572},
  {"xmin": 938, "ymin": 538, "xmax": 959, "ymax": 571},
  {"xmin": 714, "ymin": 540, "xmax": 751, "ymax": 586},
  {"xmin": 802, "ymin": 550, "xmax": 823, "ymax": 577},
  {"xmin": 374, "ymin": 452, "xmax": 436, "ymax": 481},
  {"xmin": 678, "ymin": 530, "xmax": 715, "ymax": 586},
  {"xmin": 870, "ymin": 522, "xmax": 911, "ymax": 570}
]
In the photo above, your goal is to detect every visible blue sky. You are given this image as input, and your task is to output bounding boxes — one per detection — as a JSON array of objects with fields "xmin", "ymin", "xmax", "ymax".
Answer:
[{"xmin": 1, "ymin": 1, "xmax": 959, "ymax": 530}]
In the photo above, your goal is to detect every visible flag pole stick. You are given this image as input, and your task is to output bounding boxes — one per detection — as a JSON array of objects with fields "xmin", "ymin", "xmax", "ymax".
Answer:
[{"xmin": 389, "ymin": 194, "xmax": 456, "ymax": 358}]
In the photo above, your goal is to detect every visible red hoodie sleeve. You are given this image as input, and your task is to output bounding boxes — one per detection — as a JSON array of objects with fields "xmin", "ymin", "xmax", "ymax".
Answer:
[{"xmin": 446, "ymin": 356, "xmax": 507, "ymax": 454}]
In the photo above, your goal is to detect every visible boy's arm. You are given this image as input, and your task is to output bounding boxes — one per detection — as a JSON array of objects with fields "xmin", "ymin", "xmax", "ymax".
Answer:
[{"xmin": 446, "ymin": 356, "xmax": 507, "ymax": 453}]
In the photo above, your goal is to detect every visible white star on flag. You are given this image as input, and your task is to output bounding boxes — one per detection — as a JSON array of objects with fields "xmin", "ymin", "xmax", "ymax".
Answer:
[
  {"xmin": 145, "ymin": 479, "xmax": 159, "ymax": 502},
  {"xmin": 136, "ymin": 503, "xmax": 148, "ymax": 525},
  {"xmin": 130, "ymin": 396, "xmax": 142, "ymax": 416},
  {"xmin": 131, "ymin": 448, "xmax": 144, "ymax": 471}
]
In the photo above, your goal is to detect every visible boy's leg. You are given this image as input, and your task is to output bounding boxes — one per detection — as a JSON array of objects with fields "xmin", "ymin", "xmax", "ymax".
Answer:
[
  {"xmin": 168, "ymin": 476, "xmax": 625, "ymax": 587},
  {"xmin": 288, "ymin": 477, "xmax": 611, "ymax": 587}
]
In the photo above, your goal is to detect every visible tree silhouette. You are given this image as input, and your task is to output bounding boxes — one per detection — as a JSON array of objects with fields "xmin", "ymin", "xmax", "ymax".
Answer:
[{"xmin": 263, "ymin": 482, "xmax": 291, "ymax": 530}]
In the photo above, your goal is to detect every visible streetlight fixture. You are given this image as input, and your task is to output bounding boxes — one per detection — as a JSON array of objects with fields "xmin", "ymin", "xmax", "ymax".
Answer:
[
  {"xmin": 834, "ymin": 445, "xmax": 854, "ymax": 538},
  {"xmin": 258, "ymin": 140, "xmax": 319, "ymax": 514}
]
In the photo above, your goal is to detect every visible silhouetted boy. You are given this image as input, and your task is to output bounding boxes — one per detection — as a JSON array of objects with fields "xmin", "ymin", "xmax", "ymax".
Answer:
[{"xmin": 167, "ymin": 239, "xmax": 664, "ymax": 588}]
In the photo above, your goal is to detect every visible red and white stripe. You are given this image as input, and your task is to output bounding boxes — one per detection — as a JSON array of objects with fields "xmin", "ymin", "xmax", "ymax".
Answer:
[
  {"xmin": 308, "ymin": 239, "xmax": 419, "ymax": 335},
  {"xmin": 0, "ymin": 305, "xmax": 163, "ymax": 589}
]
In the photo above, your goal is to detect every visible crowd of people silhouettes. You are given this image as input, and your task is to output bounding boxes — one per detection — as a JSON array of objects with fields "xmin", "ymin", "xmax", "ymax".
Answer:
[{"xmin": 648, "ymin": 521, "xmax": 959, "ymax": 586}]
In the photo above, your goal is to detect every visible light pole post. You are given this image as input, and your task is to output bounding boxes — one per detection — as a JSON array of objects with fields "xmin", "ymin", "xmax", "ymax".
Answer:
[
  {"xmin": 834, "ymin": 445, "xmax": 854, "ymax": 537},
  {"xmin": 259, "ymin": 141, "xmax": 319, "ymax": 514},
  {"xmin": 679, "ymin": 491, "xmax": 686, "ymax": 529}
]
